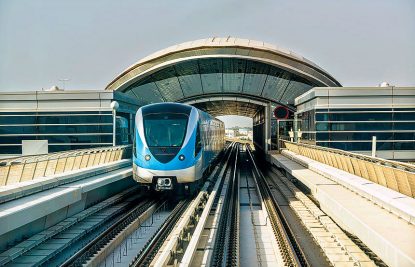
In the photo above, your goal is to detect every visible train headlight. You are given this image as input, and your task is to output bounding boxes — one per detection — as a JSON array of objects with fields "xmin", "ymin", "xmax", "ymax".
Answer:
[
  {"xmin": 178, "ymin": 154, "xmax": 185, "ymax": 161},
  {"xmin": 145, "ymin": 154, "xmax": 151, "ymax": 161}
]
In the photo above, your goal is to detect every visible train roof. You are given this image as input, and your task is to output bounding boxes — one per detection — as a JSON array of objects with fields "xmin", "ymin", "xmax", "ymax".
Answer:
[
  {"xmin": 140, "ymin": 102, "xmax": 193, "ymax": 114},
  {"xmin": 139, "ymin": 102, "xmax": 224, "ymax": 125}
]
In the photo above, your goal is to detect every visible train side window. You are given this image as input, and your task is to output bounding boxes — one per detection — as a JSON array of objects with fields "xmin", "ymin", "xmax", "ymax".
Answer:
[
  {"xmin": 133, "ymin": 131, "xmax": 137, "ymax": 158},
  {"xmin": 195, "ymin": 124, "xmax": 202, "ymax": 156}
]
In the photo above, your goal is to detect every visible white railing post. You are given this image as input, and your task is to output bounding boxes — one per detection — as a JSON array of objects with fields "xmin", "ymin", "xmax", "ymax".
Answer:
[
  {"xmin": 289, "ymin": 128, "xmax": 294, "ymax": 142},
  {"xmin": 371, "ymin": 136, "xmax": 377, "ymax": 157},
  {"xmin": 111, "ymin": 101, "xmax": 119, "ymax": 147}
]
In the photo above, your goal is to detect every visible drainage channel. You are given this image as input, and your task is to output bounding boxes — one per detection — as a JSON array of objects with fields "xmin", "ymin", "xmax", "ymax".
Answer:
[
  {"xmin": 246, "ymin": 145, "xmax": 308, "ymax": 266},
  {"xmin": 238, "ymin": 145, "xmax": 284, "ymax": 267}
]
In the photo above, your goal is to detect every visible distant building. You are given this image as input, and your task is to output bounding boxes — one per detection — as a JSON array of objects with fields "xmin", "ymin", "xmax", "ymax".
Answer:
[
  {"xmin": 247, "ymin": 130, "xmax": 253, "ymax": 141},
  {"xmin": 225, "ymin": 129, "xmax": 236, "ymax": 138},
  {"xmin": 238, "ymin": 128, "xmax": 253, "ymax": 140},
  {"xmin": 225, "ymin": 127, "xmax": 253, "ymax": 140},
  {"xmin": 238, "ymin": 128, "xmax": 249, "ymax": 135},
  {"xmin": 294, "ymin": 86, "xmax": 415, "ymax": 160},
  {"xmin": 0, "ymin": 89, "xmax": 141, "ymax": 158}
]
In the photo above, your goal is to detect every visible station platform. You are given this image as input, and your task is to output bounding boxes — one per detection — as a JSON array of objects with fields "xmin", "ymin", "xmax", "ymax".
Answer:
[
  {"xmin": 270, "ymin": 151, "xmax": 415, "ymax": 267},
  {"xmin": 0, "ymin": 159, "xmax": 134, "ymax": 252}
]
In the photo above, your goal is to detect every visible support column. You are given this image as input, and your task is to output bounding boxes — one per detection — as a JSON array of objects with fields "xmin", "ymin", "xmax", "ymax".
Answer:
[
  {"xmin": 293, "ymin": 112, "xmax": 298, "ymax": 142},
  {"xmin": 265, "ymin": 103, "xmax": 271, "ymax": 154}
]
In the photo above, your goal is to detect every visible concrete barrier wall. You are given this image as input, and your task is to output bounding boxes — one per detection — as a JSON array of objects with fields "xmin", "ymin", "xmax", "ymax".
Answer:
[{"xmin": 0, "ymin": 145, "xmax": 131, "ymax": 187}]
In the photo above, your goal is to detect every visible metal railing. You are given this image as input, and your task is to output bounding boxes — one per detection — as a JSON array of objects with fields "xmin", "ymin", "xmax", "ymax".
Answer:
[
  {"xmin": 282, "ymin": 141, "xmax": 415, "ymax": 198},
  {"xmin": 0, "ymin": 145, "xmax": 132, "ymax": 187}
]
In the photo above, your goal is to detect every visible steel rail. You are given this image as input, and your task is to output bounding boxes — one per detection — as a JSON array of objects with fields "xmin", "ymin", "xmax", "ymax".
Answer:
[
  {"xmin": 130, "ymin": 199, "xmax": 190, "ymax": 267},
  {"xmin": 246, "ymin": 145, "xmax": 309, "ymax": 267},
  {"xmin": 61, "ymin": 198, "xmax": 157, "ymax": 267},
  {"xmin": 211, "ymin": 143, "xmax": 240, "ymax": 267},
  {"xmin": 179, "ymin": 143, "xmax": 238, "ymax": 266},
  {"xmin": 224, "ymin": 143, "xmax": 240, "ymax": 267}
]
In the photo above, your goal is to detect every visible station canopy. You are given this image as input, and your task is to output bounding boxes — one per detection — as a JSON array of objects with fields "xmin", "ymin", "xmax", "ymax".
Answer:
[{"xmin": 106, "ymin": 37, "xmax": 341, "ymax": 117}]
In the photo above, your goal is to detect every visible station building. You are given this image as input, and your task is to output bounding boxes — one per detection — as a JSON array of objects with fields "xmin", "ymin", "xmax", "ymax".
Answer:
[
  {"xmin": 295, "ymin": 86, "xmax": 415, "ymax": 160},
  {"xmin": 105, "ymin": 37, "xmax": 340, "ymax": 152},
  {"xmin": 0, "ymin": 89, "xmax": 141, "ymax": 158}
]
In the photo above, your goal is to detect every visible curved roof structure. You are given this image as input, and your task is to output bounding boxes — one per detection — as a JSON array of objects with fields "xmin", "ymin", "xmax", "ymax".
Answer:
[{"xmin": 106, "ymin": 37, "xmax": 341, "ymax": 117}]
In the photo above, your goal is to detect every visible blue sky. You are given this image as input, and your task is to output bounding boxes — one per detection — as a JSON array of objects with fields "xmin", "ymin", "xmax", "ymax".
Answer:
[{"xmin": 0, "ymin": 0, "xmax": 414, "ymax": 127}]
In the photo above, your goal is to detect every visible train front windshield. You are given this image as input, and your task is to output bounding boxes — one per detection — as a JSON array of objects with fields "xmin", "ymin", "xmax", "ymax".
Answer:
[{"xmin": 143, "ymin": 113, "xmax": 188, "ymax": 147}]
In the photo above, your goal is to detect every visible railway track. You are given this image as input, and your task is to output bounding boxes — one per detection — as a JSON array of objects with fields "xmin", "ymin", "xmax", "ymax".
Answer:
[
  {"xmin": 4, "ymin": 142, "xmax": 381, "ymax": 267},
  {"xmin": 210, "ymin": 143, "xmax": 240, "ymax": 266},
  {"xmin": 150, "ymin": 142, "xmax": 238, "ymax": 266},
  {"xmin": 171, "ymin": 142, "xmax": 305, "ymax": 266},
  {"xmin": 2, "ymin": 186, "xmax": 145, "ymax": 267},
  {"xmin": 60, "ymin": 143, "xmax": 236, "ymax": 267},
  {"xmin": 130, "ymin": 199, "xmax": 190, "ymax": 267},
  {"xmin": 61, "ymin": 199, "xmax": 160, "ymax": 266}
]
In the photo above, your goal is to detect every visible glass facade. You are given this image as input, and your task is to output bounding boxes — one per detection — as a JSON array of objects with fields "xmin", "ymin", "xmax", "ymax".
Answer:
[
  {"xmin": 123, "ymin": 58, "xmax": 316, "ymax": 106},
  {"xmin": 0, "ymin": 111, "xmax": 132, "ymax": 154},
  {"xmin": 297, "ymin": 108, "xmax": 415, "ymax": 152},
  {"xmin": 253, "ymin": 107, "xmax": 266, "ymax": 150}
]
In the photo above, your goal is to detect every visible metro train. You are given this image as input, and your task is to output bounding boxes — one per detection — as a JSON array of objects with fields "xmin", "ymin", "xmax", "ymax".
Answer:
[{"xmin": 132, "ymin": 102, "xmax": 225, "ymax": 193}]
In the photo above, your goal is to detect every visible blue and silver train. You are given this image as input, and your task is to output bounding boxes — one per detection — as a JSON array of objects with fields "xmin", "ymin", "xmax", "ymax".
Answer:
[{"xmin": 132, "ymin": 103, "xmax": 225, "ymax": 192}]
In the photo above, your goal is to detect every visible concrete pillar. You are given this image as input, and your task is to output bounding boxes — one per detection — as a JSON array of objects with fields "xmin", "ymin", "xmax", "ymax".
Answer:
[
  {"xmin": 265, "ymin": 103, "xmax": 271, "ymax": 153},
  {"xmin": 293, "ymin": 112, "xmax": 298, "ymax": 142}
]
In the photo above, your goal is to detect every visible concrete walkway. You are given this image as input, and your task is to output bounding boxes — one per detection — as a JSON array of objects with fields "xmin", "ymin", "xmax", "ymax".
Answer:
[{"xmin": 270, "ymin": 152, "xmax": 415, "ymax": 267}]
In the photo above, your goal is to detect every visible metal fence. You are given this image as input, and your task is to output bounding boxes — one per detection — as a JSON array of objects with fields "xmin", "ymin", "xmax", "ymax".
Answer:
[
  {"xmin": 282, "ymin": 141, "xmax": 415, "ymax": 198},
  {"xmin": 0, "ymin": 145, "xmax": 132, "ymax": 187}
]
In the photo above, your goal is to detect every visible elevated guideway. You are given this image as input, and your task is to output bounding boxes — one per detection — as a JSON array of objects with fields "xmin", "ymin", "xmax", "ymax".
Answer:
[
  {"xmin": 269, "ymin": 141, "xmax": 415, "ymax": 267},
  {"xmin": 1, "ymin": 139, "xmax": 414, "ymax": 267}
]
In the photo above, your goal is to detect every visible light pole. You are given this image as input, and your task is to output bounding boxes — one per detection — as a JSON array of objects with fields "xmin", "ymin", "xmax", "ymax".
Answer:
[
  {"xmin": 276, "ymin": 119, "xmax": 280, "ymax": 150},
  {"xmin": 110, "ymin": 101, "xmax": 119, "ymax": 146},
  {"xmin": 58, "ymin": 78, "xmax": 70, "ymax": 89}
]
